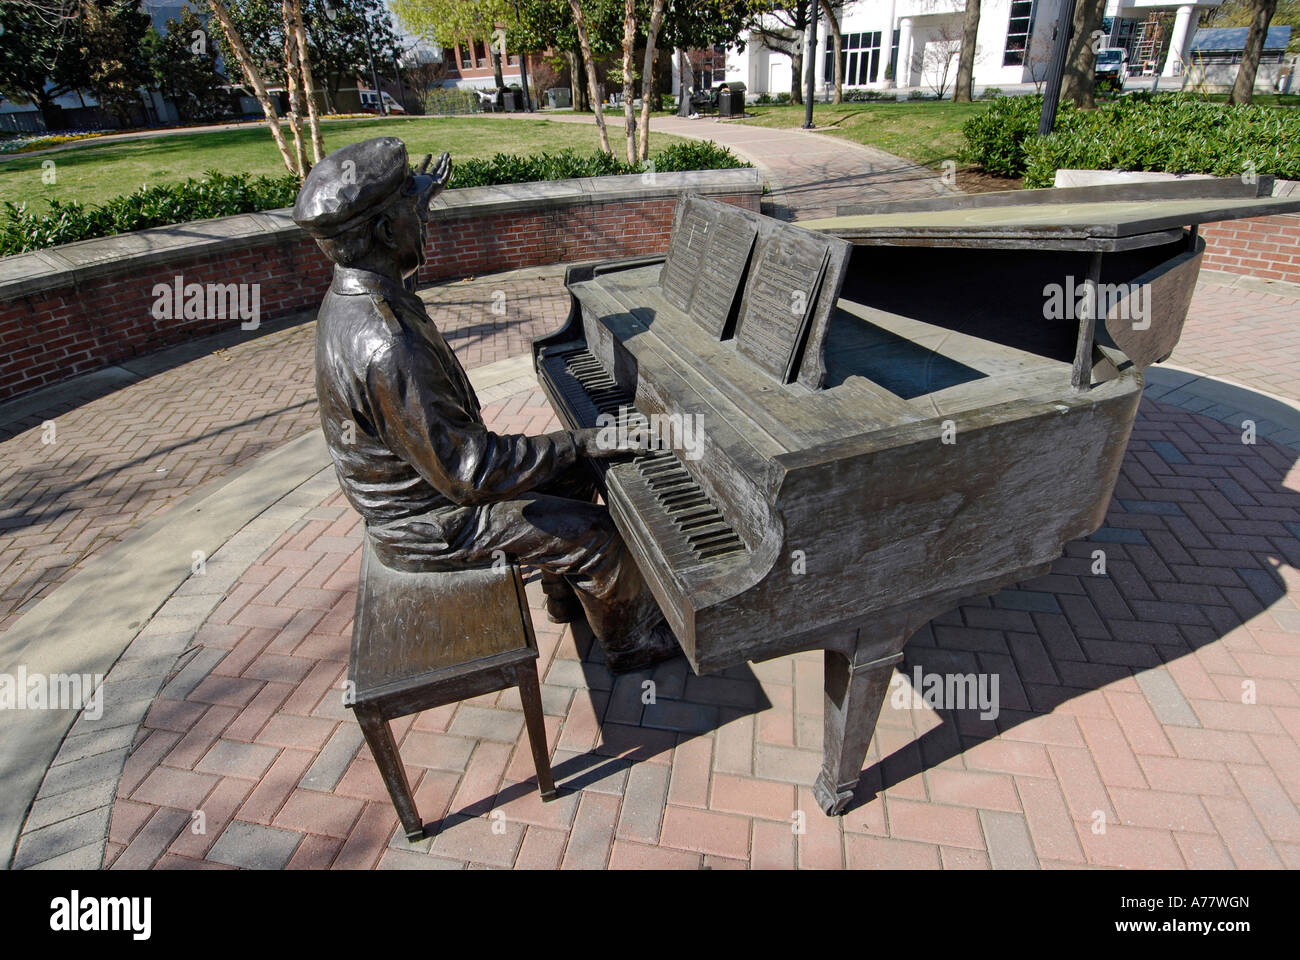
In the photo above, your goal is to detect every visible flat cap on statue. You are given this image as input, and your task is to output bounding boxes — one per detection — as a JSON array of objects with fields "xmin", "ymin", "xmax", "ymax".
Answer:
[{"xmin": 293, "ymin": 136, "xmax": 449, "ymax": 239}]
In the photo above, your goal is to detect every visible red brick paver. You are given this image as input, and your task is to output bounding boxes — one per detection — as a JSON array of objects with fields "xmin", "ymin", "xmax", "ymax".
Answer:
[{"xmin": 103, "ymin": 372, "xmax": 1300, "ymax": 869}]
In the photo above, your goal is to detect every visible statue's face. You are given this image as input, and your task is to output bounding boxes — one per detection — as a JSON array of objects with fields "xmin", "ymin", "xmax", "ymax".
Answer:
[{"xmin": 388, "ymin": 194, "xmax": 427, "ymax": 279}]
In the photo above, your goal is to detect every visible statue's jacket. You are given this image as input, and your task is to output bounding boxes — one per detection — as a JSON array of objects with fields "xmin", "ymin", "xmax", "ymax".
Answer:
[{"xmin": 314, "ymin": 266, "xmax": 579, "ymax": 569}]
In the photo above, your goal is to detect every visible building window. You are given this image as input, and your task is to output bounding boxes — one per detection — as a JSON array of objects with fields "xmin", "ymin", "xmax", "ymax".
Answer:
[
  {"xmin": 460, "ymin": 44, "xmax": 472, "ymax": 70},
  {"xmin": 824, "ymin": 31, "xmax": 882, "ymax": 85},
  {"xmin": 1003, "ymin": 0, "xmax": 1036, "ymax": 66},
  {"xmin": 890, "ymin": 28, "xmax": 899, "ymax": 80}
]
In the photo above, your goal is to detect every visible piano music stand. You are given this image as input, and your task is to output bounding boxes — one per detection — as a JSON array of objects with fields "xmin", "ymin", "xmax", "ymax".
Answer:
[{"xmin": 346, "ymin": 536, "xmax": 556, "ymax": 841}]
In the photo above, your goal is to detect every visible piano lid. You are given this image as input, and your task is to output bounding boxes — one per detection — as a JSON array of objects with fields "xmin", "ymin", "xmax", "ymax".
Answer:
[{"xmin": 803, "ymin": 177, "xmax": 1300, "ymax": 251}]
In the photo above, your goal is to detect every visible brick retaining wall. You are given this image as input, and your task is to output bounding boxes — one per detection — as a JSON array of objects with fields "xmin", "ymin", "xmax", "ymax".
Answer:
[
  {"xmin": 0, "ymin": 170, "xmax": 762, "ymax": 403},
  {"xmin": 1199, "ymin": 213, "xmax": 1300, "ymax": 285}
]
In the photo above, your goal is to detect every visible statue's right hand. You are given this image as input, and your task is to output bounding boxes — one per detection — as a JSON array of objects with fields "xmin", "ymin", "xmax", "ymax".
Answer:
[{"xmin": 572, "ymin": 427, "xmax": 650, "ymax": 460}]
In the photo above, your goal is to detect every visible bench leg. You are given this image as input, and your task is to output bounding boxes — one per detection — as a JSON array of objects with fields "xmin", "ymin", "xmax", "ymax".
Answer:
[
  {"xmin": 516, "ymin": 663, "xmax": 557, "ymax": 801},
  {"xmin": 355, "ymin": 705, "xmax": 424, "ymax": 840}
]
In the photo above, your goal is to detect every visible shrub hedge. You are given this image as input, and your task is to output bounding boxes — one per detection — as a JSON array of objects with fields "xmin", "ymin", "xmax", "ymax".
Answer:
[
  {"xmin": 960, "ymin": 93, "xmax": 1300, "ymax": 188},
  {"xmin": 1, "ymin": 141, "xmax": 751, "ymax": 256}
]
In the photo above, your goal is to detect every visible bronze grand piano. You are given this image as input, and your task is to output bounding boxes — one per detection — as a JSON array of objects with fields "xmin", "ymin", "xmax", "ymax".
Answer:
[{"xmin": 534, "ymin": 177, "xmax": 1300, "ymax": 814}]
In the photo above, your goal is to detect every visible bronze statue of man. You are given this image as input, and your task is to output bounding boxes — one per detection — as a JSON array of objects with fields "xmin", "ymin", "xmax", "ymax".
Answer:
[{"xmin": 293, "ymin": 137, "xmax": 677, "ymax": 673}]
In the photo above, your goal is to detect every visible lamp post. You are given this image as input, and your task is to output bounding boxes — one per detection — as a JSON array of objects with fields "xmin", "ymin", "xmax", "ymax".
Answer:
[
  {"xmin": 802, "ymin": 5, "xmax": 816, "ymax": 128},
  {"xmin": 1037, "ymin": 0, "xmax": 1077, "ymax": 135}
]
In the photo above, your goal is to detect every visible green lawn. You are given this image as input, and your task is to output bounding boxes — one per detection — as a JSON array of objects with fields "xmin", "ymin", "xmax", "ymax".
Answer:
[
  {"xmin": 738, "ymin": 100, "xmax": 993, "ymax": 169},
  {"xmin": 0, "ymin": 116, "xmax": 688, "ymax": 210}
]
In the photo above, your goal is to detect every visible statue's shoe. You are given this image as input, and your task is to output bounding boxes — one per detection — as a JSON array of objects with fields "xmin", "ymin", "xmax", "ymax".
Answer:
[
  {"xmin": 545, "ymin": 595, "xmax": 583, "ymax": 624},
  {"xmin": 604, "ymin": 620, "xmax": 680, "ymax": 675}
]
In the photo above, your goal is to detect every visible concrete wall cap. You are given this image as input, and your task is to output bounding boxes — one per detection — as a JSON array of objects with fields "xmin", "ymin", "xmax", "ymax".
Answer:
[{"xmin": 0, "ymin": 168, "xmax": 762, "ymax": 301}]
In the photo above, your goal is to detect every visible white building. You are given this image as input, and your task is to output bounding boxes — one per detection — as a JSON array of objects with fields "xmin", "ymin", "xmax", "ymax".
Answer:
[{"xmin": 726, "ymin": 0, "xmax": 1227, "ymax": 97}]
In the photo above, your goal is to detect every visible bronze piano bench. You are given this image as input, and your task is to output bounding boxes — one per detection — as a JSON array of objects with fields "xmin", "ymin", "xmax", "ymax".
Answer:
[{"xmin": 346, "ymin": 535, "xmax": 557, "ymax": 841}]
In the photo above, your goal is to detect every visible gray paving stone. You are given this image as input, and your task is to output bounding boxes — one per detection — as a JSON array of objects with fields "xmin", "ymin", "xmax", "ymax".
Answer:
[
  {"xmin": 12, "ymin": 806, "xmax": 111, "ymax": 870},
  {"xmin": 1134, "ymin": 667, "xmax": 1201, "ymax": 728},
  {"xmin": 641, "ymin": 698, "xmax": 718, "ymax": 733},
  {"xmin": 160, "ymin": 646, "xmax": 226, "ymax": 700},
  {"xmin": 552, "ymin": 751, "xmax": 630, "ymax": 796},
  {"xmin": 616, "ymin": 762, "xmax": 669, "ymax": 843},
  {"xmin": 194, "ymin": 739, "xmax": 280, "ymax": 779},
  {"xmin": 979, "ymin": 810, "xmax": 1040, "ymax": 869},
  {"xmin": 755, "ymin": 743, "xmax": 823, "ymax": 784},
  {"xmin": 207, "ymin": 821, "xmax": 303, "ymax": 869},
  {"xmin": 120, "ymin": 632, "xmax": 194, "ymax": 662},
  {"xmin": 40, "ymin": 748, "xmax": 129, "ymax": 798},
  {"xmin": 103, "ymin": 672, "xmax": 169, "ymax": 705},
  {"xmin": 55, "ymin": 724, "xmax": 137, "ymax": 763},
  {"xmin": 994, "ymin": 590, "xmax": 1062, "ymax": 614},
  {"xmin": 25, "ymin": 778, "xmax": 118, "ymax": 832},
  {"xmin": 448, "ymin": 706, "xmax": 525, "ymax": 743},
  {"xmin": 377, "ymin": 848, "xmax": 466, "ymax": 869},
  {"xmin": 26, "ymin": 841, "xmax": 104, "ymax": 870},
  {"xmin": 544, "ymin": 658, "xmax": 590, "ymax": 688},
  {"xmin": 300, "ymin": 723, "xmax": 364, "ymax": 792}
]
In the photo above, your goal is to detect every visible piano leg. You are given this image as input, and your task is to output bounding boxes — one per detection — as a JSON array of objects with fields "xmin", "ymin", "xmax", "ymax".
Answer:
[{"xmin": 813, "ymin": 631, "xmax": 908, "ymax": 817}]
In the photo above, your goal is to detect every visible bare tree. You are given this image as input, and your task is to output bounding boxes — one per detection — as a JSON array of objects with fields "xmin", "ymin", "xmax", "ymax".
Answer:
[
  {"xmin": 286, "ymin": 0, "xmax": 323, "ymax": 163},
  {"xmin": 922, "ymin": 22, "xmax": 963, "ymax": 98},
  {"xmin": 748, "ymin": 0, "xmax": 812, "ymax": 105},
  {"xmin": 280, "ymin": 0, "xmax": 308, "ymax": 175},
  {"xmin": 620, "ymin": 0, "xmax": 637, "ymax": 163},
  {"xmin": 638, "ymin": 0, "xmax": 668, "ymax": 160},
  {"xmin": 1025, "ymin": 38, "xmax": 1053, "ymax": 93},
  {"xmin": 954, "ymin": 0, "xmax": 981, "ymax": 101},
  {"xmin": 567, "ymin": 0, "xmax": 611, "ymax": 153},
  {"xmin": 820, "ymin": 0, "xmax": 843, "ymax": 103},
  {"xmin": 1230, "ymin": 0, "xmax": 1279, "ymax": 104},
  {"xmin": 207, "ymin": 0, "xmax": 298, "ymax": 174}
]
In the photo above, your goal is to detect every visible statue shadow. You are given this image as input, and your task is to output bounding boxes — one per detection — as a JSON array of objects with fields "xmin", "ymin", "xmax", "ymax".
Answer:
[
  {"xmin": 852, "ymin": 386, "xmax": 1300, "ymax": 811},
  {"xmin": 431, "ymin": 381, "xmax": 1299, "ymax": 829},
  {"xmin": 433, "ymin": 594, "xmax": 771, "ymax": 826}
]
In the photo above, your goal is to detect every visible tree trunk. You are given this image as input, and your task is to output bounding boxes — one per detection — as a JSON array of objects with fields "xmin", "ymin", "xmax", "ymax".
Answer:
[
  {"xmin": 568, "ymin": 0, "xmax": 611, "ymax": 153},
  {"xmin": 621, "ymin": 0, "xmax": 637, "ymax": 163},
  {"xmin": 288, "ymin": 0, "xmax": 323, "ymax": 162},
  {"xmin": 1230, "ymin": 0, "xmax": 1279, "ymax": 105},
  {"xmin": 638, "ymin": 0, "xmax": 668, "ymax": 160},
  {"xmin": 567, "ymin": 48, "xmax": 587, "ymax": 111},
  {"xmin": 280, "ymin": 0, "xmax": 308, "ymax": 176},
  {"xmin": 1060, "ymin": 0, "xmax": 1106, "ymax": 108},
  {"xmin": 791, "ymin": 46, "xmax": 804, "ymax": 105},
  {"xmin": 207, "ymin": 0, "xmax": 298, "ymax": 175},
  {"xmin": 821, "ymin": 0, "xmax": 843, "ymax": 103},
  {"xmin": 954, "ymin": 0, "xmax": 981, "ymax": 102}
]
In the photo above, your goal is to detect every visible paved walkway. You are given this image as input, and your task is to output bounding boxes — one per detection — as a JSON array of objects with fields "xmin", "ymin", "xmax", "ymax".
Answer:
[
  {"xmin": 4, "ymin": 264, "xmax": 1299, "ymax": 870},
  {"xmin": 505, "ymin": 110, "xmax": 951, "ymax": 221}
]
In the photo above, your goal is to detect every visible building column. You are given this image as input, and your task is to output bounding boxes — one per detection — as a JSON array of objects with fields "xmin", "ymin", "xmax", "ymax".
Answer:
[
  {"xmin": 1162, "ymin": 4, "xmax": 1196, "ymax": 77},
  {"xmin": 883, "ymin": 0, "xmax": 899, "ymax": 88},
  {"xmin": 897, "ymin": 17, "xmax": 914, "ymax": 88}
]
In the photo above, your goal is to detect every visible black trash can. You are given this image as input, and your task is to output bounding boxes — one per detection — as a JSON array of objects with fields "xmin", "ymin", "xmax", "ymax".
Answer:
[{"xmin": 717, "ymin": 82, "xmax": 746, "ymax": 117}]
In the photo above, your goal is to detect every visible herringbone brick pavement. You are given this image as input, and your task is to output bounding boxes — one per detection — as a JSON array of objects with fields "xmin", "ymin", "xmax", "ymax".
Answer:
[
  {"xmin": 1170, "ymin": 282, "xmax": 1300, "ymax": 406},
  {"xmin": 101, "ymin": 382, "xmax": 1300, "ymax": 869},
  {"xmin": 0, "ymin": 270, "xmax": 566, "ymax": 633}
]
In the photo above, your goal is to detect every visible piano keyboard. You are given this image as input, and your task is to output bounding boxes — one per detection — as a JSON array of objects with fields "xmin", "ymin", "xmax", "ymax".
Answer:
[{"xmin": 540, "ymin": 348, "xmax": 747, "ymax": 567}]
